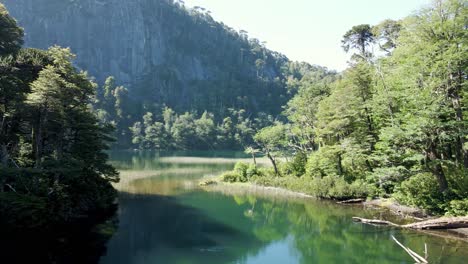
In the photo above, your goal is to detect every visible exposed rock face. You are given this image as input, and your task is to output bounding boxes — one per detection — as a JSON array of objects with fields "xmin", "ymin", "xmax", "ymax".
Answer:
[
  {"xmin": 4, "ymin": 0, "xmax": 196, "ymax": 85},
  {"xmin": 3, "ymin": 0, "xmax": 288, "ymax": 114}
]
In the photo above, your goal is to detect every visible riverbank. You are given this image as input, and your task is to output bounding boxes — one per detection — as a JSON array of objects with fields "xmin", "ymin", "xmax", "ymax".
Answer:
[
  {"xmin": 200, "ymin": 178, "xmax": 468, "ymax": 241},
  {"xmin": 200, "ymin": 177, "xmax": 421, "ymax": 216}
]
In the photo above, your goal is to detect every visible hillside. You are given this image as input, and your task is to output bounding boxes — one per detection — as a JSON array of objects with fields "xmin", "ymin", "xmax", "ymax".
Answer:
[
  {"xmin": 3, "ymin": 0, "xmax": 337, "ymax": 149},
  {"xmin": 3, "ymin": 0, "xmax": 296, "ymax": 116}
]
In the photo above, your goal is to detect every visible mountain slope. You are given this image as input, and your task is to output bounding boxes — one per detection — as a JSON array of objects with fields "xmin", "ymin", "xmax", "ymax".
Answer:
[{"xmin": 3, "ymin": 0, "xmax": 294, "ymax": 116}]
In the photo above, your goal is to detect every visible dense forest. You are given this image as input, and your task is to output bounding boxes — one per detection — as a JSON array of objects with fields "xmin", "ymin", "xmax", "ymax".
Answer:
[
  {"xmin": 1, "ymin": 0, "xmax": 467, "ymax": 263},
  {"xmin": 3, "ymin": 0, "xmax": 337, "ymax": 150},
  {"xmin": 0, "ymin": 3, "xmax": 118, "ymax": 232},
  {"xmin": 222, "ymin": 0, "xmax": 468, "ymax": 216},
  {"xmin": 0, "ymin": 0, "xmax": 466, "ymax": 237},
  {"xmin": 93, "ymin": 63, "xmax": 336, "ymax": 150}
]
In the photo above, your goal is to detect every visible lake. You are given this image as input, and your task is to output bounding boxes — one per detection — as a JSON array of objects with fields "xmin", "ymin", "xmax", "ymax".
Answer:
[{"xmin": 99, "ymin": 151, "xmax": 467, "ymax": 264}]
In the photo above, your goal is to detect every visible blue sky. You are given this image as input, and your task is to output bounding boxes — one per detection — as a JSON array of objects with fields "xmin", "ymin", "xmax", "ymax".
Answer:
[{"xmin": 183, "ymin": 0, "xmax": 430, "ymax": 71}]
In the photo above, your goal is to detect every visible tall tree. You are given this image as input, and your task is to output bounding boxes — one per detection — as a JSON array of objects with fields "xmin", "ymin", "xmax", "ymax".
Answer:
[
  {"xmin": 342, "ymin": 24, "xmax": 374, "ymax": 60},
  {"xmin": 0, "ymin": 3, "xmax": 23, "ymax": 56}
]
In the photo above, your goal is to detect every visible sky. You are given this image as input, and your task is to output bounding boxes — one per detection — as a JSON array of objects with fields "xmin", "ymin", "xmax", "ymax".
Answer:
[{"xmin": 183, "ymin": 0, "xmax": 430, "ymax": 71}]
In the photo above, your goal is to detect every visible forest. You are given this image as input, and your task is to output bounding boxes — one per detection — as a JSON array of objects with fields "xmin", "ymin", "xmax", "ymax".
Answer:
[
  {"xmin": 220, "ymin": 0, "xmax": 468, "ymax": 216},
  {"xmin": 0, "ymin": 0, "xmax": 466, "ymax": 246},
  {"xmin": 2, "ymin": 0, "xmax": 339, "ymax": 150},
  {"xmin": 0, "ymin": 3, "xmax": 118, "ymax": 232}
]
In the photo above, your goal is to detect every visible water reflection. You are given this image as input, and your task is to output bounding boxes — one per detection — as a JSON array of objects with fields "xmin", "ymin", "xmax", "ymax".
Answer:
[
  {"xmin": 1, "ymin": 217, "xmax": 117, "ymax": 264},
  {"xmin": 100, "ymin": 193, "xmax": 264, "ymax": 264},
  {"xmin": 101, "ymin": 151, "xmax": 468, "ymax": 264}
]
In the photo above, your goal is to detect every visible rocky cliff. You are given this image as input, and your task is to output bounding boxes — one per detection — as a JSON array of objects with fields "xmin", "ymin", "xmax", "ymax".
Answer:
[{"xmin": 3, "ymin": 0, "xmax": 291, "ymax": 115}]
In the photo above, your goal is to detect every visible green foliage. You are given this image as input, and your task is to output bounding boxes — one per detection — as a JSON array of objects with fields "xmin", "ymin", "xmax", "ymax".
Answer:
[
  {"xmin": 221, "ymin": 171, "xmax": 240, "ymax": 183},
  {"xmin": 220, "ymin": 0, "xmax": 468, "ymax": 215},
  {"xmin": 307, "ymin": 176, "xmax": 375, "ymax": 200},
  {"xmin": 128, "ymin": 108, "xmax": 266, "ymax": 150},
  {"xmin": 283, "ymin": 152, "xmax": 308, "ymax": 177},
  {"xmin": 221, "ymin": 162, "xmax": 262, "ymax": 183},
  {"xmin": 446, "ymin": 199, "xmax": 468, "ymax": 216},
  {"xmin": 341, "ymin": 24, "xmax": 374, "ymax": 60},
  {"xmin": 306, "ymin": 146, "xmax": 342, "ymax": 177},
  {"xmin": 394, "ymin": 173, "xmax": 446, "ymax": 214},
  {"xmin": 0, "ymin": 3, "xmax": 23, "ymax": 55},
  {"xmin": 0, "ymin": 4, "xmax": 118, "ymax": 230}
]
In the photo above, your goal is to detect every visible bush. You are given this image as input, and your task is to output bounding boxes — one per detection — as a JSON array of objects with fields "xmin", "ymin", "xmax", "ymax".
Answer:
[
  {"xmin": 394, "ymin": 173, "xmax": 445, "ymax": 214},
  {"xmin": 305, "ymin": 146, "xmax": 341, "ymax": 177},
  {"xmin": 221, "ymin": 171, "xmax": 240, "ymax": 183},
  {"xmin": 446, "ymin": 199, "xmax": 468, "ymax": 216},
  {"xmin": 367, "ymin": 166, "xmax": 409, "ymax": 195},
  {"xmin": 307, "ymin": 176, "xmax": 374, "ymax": 200},
  {"xmin": 233, "ymin": 162, "xmax": 249, "ymax": 182},
  {"xmin": 284, "ymin": 152, "xmax": 308, "ymax": 177},
  {"xmin": 221, "ymin": 162, "xmax": 264, "ymax": 183}
]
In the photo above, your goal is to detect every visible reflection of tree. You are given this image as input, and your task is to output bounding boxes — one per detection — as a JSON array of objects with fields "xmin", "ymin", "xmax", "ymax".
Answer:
[
  {"xmin": 101, "ymin": 193, "xmax": 268, "ymax": 264},
  {"xmin": 1, "ymin": 216, "xmax": 118, "ymax": 264},
  {"xmin": 229, "ymin": 196, "xmax": 468, "ymax": 264}
]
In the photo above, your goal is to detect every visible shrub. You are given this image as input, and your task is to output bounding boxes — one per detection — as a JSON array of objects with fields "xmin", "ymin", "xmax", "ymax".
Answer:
[
  {"xmin": 367, "ymin": 166, "xmax": 409, "ymax": 195},
  {"xmin": 446, "ymin": 199, "xmax": 468, "ymax": 216},
  {"xmin": 307, "ymin": 176, "xmax": 374, "ymax": 200},
  {"xmin": 284, "ymin": 152, "xmax": 308, "ymax": 177},
  {"xmin": 394, "ymin": 173, "xmax": 445, "ymax": 214},
  {"xmin": 221, "ymin": 171, "xmax": 240, "ymax": 183},
  {"xmin": 305, "ymin": 146, "xmax": 341, "ymax": 177}
]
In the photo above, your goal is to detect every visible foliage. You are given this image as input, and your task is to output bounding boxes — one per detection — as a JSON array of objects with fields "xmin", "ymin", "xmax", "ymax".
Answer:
[
  {"xmin": 283, "ymin": 152, "xmax": 308, "ymax": 177},
  {"xmin": 0, "ymin": 5, "xmax": 118, "ymax": 230},
  {"xmin": 446, "ymin": 199, "xmax": 468, "ymax": 216},
  {"xmin": 221, "ymin": 162, "xmax": 262, "ymax": 183},
  {"xmin": 394, "ymin": 173, "xmax": 446, "ymax": 214},
  {"xmin": 232, "ymin": 0, "xmax": 468, "ymax": 215},
  {"xmin": 0, "ymin": 3, "xmax": 23, "ymax": 55}
]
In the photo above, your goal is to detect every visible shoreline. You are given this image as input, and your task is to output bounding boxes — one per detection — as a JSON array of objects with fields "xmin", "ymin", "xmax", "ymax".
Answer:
[
  {"xmin": 201, "ymin": 181, "xmax": 315, "ymax": 200},
  {"xmin": 200, "ymin": 179, "xmax": 468, "ymax": 241}
]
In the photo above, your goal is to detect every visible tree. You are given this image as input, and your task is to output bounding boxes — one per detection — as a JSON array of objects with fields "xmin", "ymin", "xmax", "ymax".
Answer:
[
  {"xmin": 194, "ymin": 111, "xmax": 216, "ymax": 149},
  {"xmin": 171, "ymin": 112, "xmax": 196, "ymax": 149},
  {"xmin": 1, "ymin": 38, "xmax": 118, "ymax": 230},
  {"xmin": 372, "ymin": 19, "xmax": 401, "ymax": 55},
  {"xmin": 245, "ymin": 146, "xmax": 260, "ymax": 166},
  {"xmin": 342, "ymin": 24, "xmax": 374, "ymax": 60},
  {"xmin": 0, "ymin": 3, "xmax": 23, "ymax": 56},
  {"xmin": 26, "ymin": 65, "xmax": 66, "ymax": 167},
  {"xmin": 254, "ymin": 123, "xmax": 287, "ymax": 175}
]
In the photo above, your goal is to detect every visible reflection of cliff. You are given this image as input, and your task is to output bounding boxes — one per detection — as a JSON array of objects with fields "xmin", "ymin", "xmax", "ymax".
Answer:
[
  {"xmin": 100, "ymin": 193, "xmax": 265, "ymax": 264},
  {"xmin": 3, "ymin": 0, "xmax": 290, "ymax": 115}
]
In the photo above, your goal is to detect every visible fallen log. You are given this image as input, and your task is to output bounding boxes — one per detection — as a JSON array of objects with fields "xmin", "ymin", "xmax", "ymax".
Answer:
[
  {"xmin": 403, "ymin": 216, "xmax": 468, "ymax": 230},
  {"xmin": 337, "ymin": 198, "xmax": 365, "ymax": 204},
  {"xmin": 352, "ymin": 217, "xmax": 400, "ymax": 227},
  {"xmin": 353, "ymin": 216, "xmax": 468, "ymax": 230}
]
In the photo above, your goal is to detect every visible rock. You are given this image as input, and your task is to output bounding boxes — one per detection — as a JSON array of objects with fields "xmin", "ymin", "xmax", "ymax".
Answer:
[{"xmin": 2, "ymin": 0, "xmax": 288, "ymax": 114}]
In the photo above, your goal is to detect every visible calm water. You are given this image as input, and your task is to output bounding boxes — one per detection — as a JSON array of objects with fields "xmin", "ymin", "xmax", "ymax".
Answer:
[{"xmin": 99, "ymin": 151, "xmax": 468, "ymax": 264}]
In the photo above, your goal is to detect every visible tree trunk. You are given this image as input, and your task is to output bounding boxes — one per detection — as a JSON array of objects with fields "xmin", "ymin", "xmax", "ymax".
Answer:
[
  {"xmin": 337, "ymin": 153, "xmax": 343, "ymax": 175},
  {"xmin": 449, "ymin": 69, "xmax": 468, "ymax": 168},
  {"xmin": 0, "ymin": 144, "xmax": 8, "ymax": 167},
  {"xmin": 267, "ymin": 152, "xmax": 279, "ymax": 176},
  {"xmin": 427, "ymin": 142, "xmax": 448, "ymax": 193},
  {"xmin": 34, "ymin": 110, "xmax": 45, "ymax": 168},
  {"xmin": 251, "ymin": 153, "xmax": 257, "ymax": 166}
]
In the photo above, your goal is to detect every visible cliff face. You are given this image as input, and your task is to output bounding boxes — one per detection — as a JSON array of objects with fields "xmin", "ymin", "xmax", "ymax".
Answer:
[
  {"xmin": 3, "ymin": 0, "xmax": 290, "ymax": 115},
  {"xmin": 4, "ymin": 0, "xmax": 193, "ymax": 84}
]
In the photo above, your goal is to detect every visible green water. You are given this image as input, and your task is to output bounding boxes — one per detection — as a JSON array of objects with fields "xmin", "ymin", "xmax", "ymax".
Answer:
[{"xmin": 100, "ymin": 151, "xmax": 468, "ymax": 264}]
